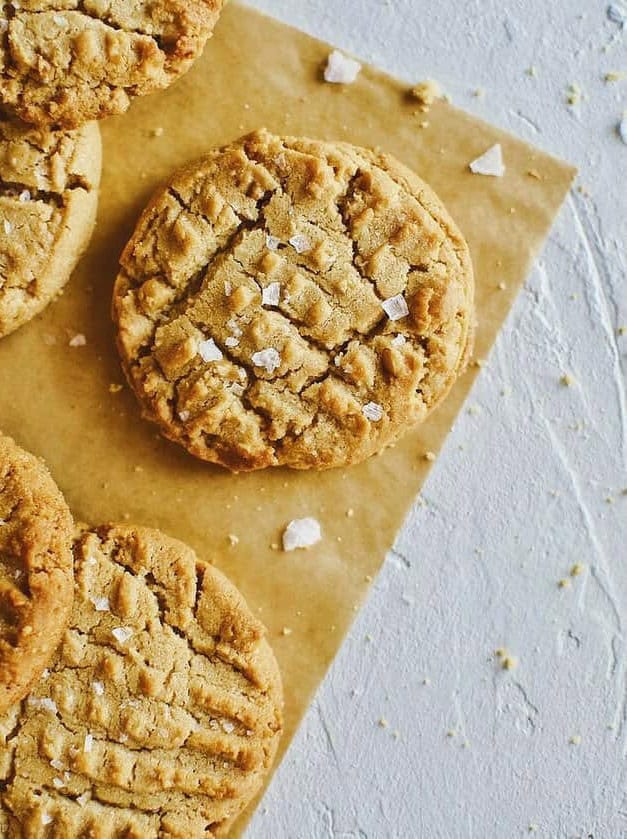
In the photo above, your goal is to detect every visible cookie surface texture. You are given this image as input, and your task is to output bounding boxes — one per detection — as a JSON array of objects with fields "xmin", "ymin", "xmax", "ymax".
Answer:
[
  {"xmin": 0, "ymin": 111, "xmax": 101, "ymax": 338},
  {"xmin": 0, "ymin": 525, "xmax": 283, "ymax": 837},
  {"xmin": 0, "ymin": 1, "xmax": 224, "ymax": 128},
  {"xmin": 0, "ymin": 434, "xmax": 74, "ymax": 715},
  {"xmin": 114, "ymin": 129, "xmax": 475, "ymax": 471}
]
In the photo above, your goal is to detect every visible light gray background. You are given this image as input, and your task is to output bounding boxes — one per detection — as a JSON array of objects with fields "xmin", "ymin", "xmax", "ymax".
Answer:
[{"xmin": 244, "ymin": 2, "xmax": 627, "ymax": 837}]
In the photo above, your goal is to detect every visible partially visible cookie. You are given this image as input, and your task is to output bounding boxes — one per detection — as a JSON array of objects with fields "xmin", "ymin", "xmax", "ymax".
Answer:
[
  {"xmin": 0, "ymin": 434, "xmax": 74, "ymax": 715},
  {"xmin": 113, "ymin": 129, "xmax": 474, "ymax": 471},
  {"xmin": 0, "ymin": 1, "xmax": 224, "ymax": 129},
  {"xmin": 0, "ymin": 110, "xmax": 101, "ymax": 338},
  {"xmin": 0, "ymin": 524, "xmax": 283, "ymax": 837}
]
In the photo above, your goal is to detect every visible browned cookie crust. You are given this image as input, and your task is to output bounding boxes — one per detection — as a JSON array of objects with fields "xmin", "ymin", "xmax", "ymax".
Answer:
[
  {"xmin": 0, "ymin": 525, "xmax": 283, "ymax": 837},
  {"xmin": 0, "ymin": 110, "xmax": 101, "ymax": 338},
  {"xmin": 0, "ymin": 1, "xmax": 224, "ymax": 129},
  {"xmin": 0, "ymin": 434, "xmax": 74, "ymax": 716},
  {"xmin": 114, "ymin": 130, "xmax": 475, "ymax": 471}
]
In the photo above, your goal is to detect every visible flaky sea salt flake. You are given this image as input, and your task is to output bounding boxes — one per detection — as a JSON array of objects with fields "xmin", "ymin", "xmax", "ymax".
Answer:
[
  {"xmin": 198, "ymin": 338, "xmax": 223, "ymax": 363},
  {"xmin": 469, "ymin": 144, "xmax": 505, "ymax": 177},
  {"xmin": 84, "ymin": 734, "xmax": 93, "ymax": 753},
  {"xmin": 262, "ymin": 282, "xmax": 281, "ymax": 307},
  {"xmin": 362, "ymin": 402, "xmax": 384, "ymax": 422},
  {"xmin": 221, "ymin": 720, "xmax": 235, "ymax": 734},
  {"xmin": 3, "ymin": 220, "xmax": 12, "ymax": 235},
  {"xmin": 382, "ymin": 294, "xmax": 409, "ymax": 321},
  {"xmin": 52, "ymin": 777, "xmax": 65, "ymax": 789},
  {"xmin": 391, "ymin": 335, "xmax": 406, "ymax": 347},
  {"xmin": 289, "ymin": 234, "xmax": 311, "ymax": 254},
  {"xmin": 252, "ymin": 347, "xmax": 281, "ymax": 374},
  {"xmin": 28, "ymin": 697, "xmax": 58, "ymax": 714},
  {"xmin": 266, "ymin": 235, "xmax": 281, "ymax": 251},
  {"xmin": 608, "ymin": 3, "xmax": 627, "ymax": 26},
  {"xmin": 41, "ymin": 813, "xmax": 53, "ymax": 825},
  {"xmin": 225, "ymin": 337, "xmax": 239, "ymax": 348},
  {"xmin": 324, "ymin": 50, "xmax": 362, "ymax": 84},
  {"xmin": 282, "ymin": 518, "xmax": 322, "ymax": 552},
  {"xmin": 91, "ymin": 597, "xmax": 109, "ymax": 612},
  {"xmin": 76, "ymin": 793, "xmax": 90, "ymax": 807},
  {"xmin": 69, "ymin": 333, "xmax": 86, "ymax": 347},
  {"xmin": 111, "ymin": 627, "xmax": 133, "ymax": 645},
  {"xmin": 18, "ymin": 190, "xmax": 30, "ymax": 203}
]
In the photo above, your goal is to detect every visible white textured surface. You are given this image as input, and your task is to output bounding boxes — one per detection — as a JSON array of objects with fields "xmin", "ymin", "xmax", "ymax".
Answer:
[{"xmin": 244, "ymin": 2, "xmax": 627, "ymax": 837}]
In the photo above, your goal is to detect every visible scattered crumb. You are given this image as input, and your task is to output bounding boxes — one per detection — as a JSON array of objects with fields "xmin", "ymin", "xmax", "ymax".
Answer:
[
  {"xmin": 365, "ymin": 633, "xmax": 373, "ymax": 643},
  {"xmin": 469, "ymin": 143, "xmax": 505, "ymax": 177},
  {"xmin": 570, "ymin": 563, "xmax": 585, "ymax": 577},
  {"xmin": 324, "ymin": 50, "xmax": 361, "ymax": 84},
  {"xmin": 392, "ymin": 729, "xmax": 400, "ymax": 740},
  {"xmin": 410, "ymin": 79, "xmax": 442, "ymax": 111},
  {"xmin": 424, "ymin": 451, "xmax": 436, "ymax": 462},
  {"xmin": 461, "ymin": 739, "xmax": 471, "ymax": 749},
  {"xmin": 346, "ymin": 508, "xmax": 355, "ymax": 518},
  {"xmin": 446, "ymin": 729, "xmax": 457, "ymax": 738},
  {"xmin": 378, "ymin": 718, "xmax": 389, "ymax": 729},
  {"xmin": 419, "ymin": 120, "xmax": 430, "ymax": 129},
  {"xmin": 423, "ymin": 677, "xmax": 431, "ymax": 686},
  {"xmin": 528, "ymin": 826, "xmax": 539, "ymax": 834},
  {"xmin": 502, "ymin": 655, "xmax": 518, "ymax": 671},
  {"xmin": 569, "ymin": 734, "xmax": 582, "ymax": 746},
  {"xmin": 566, "ymin": 83, "xmax": 582, "ymax": 106},
  {"xmin": 282, "ymin": 517, "xmax": 322, "ymax": 552},
  {"xmin": 467, "ymin": 404, "xmax": 481, "ymax": 415},
  {"xmin": 68, "ymin": 333, "xmax": 86, "ymax": 347},
  {"xmin": 227, "ymin": 534, "xmax": 239, "ymax": 546},
  {"xmin": 527, "ymin": 169, "xmax": 542, "ymax": 180},
  {"xmin": 605, "ymin": 71, "xmax": 626, "ymax": 82},
  {"xmin": 606, "ymin": 496, "xmax": 615, "ymax": 504},
  {"xmin": 560, "ymin": 374, "xmax": 575, "ymax": 387},
  {"xmin": 472, "ymin": 358, "xmax": 486, "ymax": 368},
  {"xmin": 281, "ymin": 627, "xmax": 293, "ymax": 637},
  {"xmin": 495, "ymin": 648, "xmax": 505, "ymax": 658},
  {"xmin": 109, "ymin": 383, "xmax": 123, "ymax": 394},
  {"xmin": 526, "ymin": 66, "xmax": 538, "ymax": 78},
  {"xmin": 497, "ymin": 281, "xmax": 507, "ymax": 290},
  {"xmin": 151, "ymin": 126, "xmax": 164, "ymax": 138},
  {"xmin": 618, "ymin": 326, "xmax": 627, "ymax": 336},
  {"xmin": 473, "ymin": 87, "xmax": 485, "ymax": 99}
]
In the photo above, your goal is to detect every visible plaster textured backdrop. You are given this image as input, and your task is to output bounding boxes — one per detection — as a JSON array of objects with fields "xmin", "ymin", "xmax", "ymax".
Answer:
[{"xmin": 244, "ymin": 2, "xmax": 627, "ymax": 837}]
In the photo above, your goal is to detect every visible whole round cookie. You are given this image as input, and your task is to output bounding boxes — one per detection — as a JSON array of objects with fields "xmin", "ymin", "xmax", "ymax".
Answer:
[
  {"xmin": 0, "ymin": 525, "xmax": 283, "ymax": 837},
  {"xmin": 113, "ymin": 129, "xmax": 474, "ymax": 471},
  {"xmin": 0, "ymin": 1, "xmax": 224, "ymax": 128},
  {"xmin": 0, "ymin": 110, "xmax": 101, "ymax": 338},
  {"xmin": 0, "ymin": 434, "xmax": 74, "ymax": 715}
]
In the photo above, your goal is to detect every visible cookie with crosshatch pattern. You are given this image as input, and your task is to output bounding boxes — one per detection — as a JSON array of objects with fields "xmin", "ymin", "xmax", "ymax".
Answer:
[
  {"xmin": 0, "ymin": 524, "xmax": 283, "ymax": 837},
  {"xmin": 113, "ymin": 129, "xmax": 474, "ymax": 471}
]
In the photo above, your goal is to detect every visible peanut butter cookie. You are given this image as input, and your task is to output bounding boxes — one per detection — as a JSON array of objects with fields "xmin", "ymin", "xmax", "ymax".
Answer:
[
  {"xmin": 113, "ymin": 129, "xmax": 474, "ymax": 471},
  {"xmin": 0, "ymin": 110, "xmax": 101, "ymax": 338},
  {"xmin": 0, "ymin": 1, "xmax": 224, "ymax": 129},
  {"xmin": 0, "ymin": 525, "xmax": 283, "ymax": 837},
  {"xmin": 0, "ymin": 434, "xmax": 73, "ymax": 715}
]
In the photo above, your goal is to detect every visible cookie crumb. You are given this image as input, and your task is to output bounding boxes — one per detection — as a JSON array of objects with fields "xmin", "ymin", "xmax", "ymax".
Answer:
[
  {"xmin": 446, "ymin": 729, "xmax": 457, "ymax": 738},
  {"xmin": 423, "ymin": 677, "xmax": 431, "ymax": 686},
  {"xmin": 68, "ymin": 333, "xmax": 86, "ymax": 347},
  {"xmin": 527, "ymin": 169, "xmax": 542, "ymax": 180},
  {"xmin": 424, "ymin": 451, "xmax": 436, "ymax": 462},
  {"xmin": 378, "ymin": 717, "xmax": 389, "ymax": 729},
  {"xmin": 324, "ymin": 50, "xmax": 362, "ymax": 84},
  {"xmin": 382, "ymin": 293, "xmax": 409, "ymax": 321},
  {"xmin": 570, "ymin": 563, "xmax": 584, "ymax": 577},
  {"xmin": 228, "ymin": 534, "xmax": 239, "ymax": 546},
  {"xmin": 346, "ymin": 508, "xmax": 355, "ymax": 518},
  {"xmin": 362, "ymin": 402, "xmax": 384, "ymax": 422},
  {"xmin": 178, "ymin": 410, "xmax": 190, "ymax": 422},
  {"xmin": 605, "ymin": 70, "xmax": 626, "ymax": 82},
  {"xmin": 109, "ymin": 383, "xmax": 123, "ymax": 394},
  {"xmin": 560, "ymin": 374, "xmax": 574, "ymax": 387},
  {"xmin": 502, "ymin": 655, "xmax": 518, "ymax": 671},
  {"xmin": 252, "ymin": 347, "xmax": 281, "ymax": 374},
  {"xmin": 498, "ymin": 281, "xmax": 508, "ymax": 291},
  {"xmin": 151, "ymin": 126, "xmax": 164, "ymax": 138},
  {"xmin": 566, "ymin": 83, "xmax": 582, "ymax": 106},
  {"xmin": 392, "ymin": 729, "xmax": 401, "ymax": 740},
  {"xmin": 410, "ymin": 79, "xmax": 442, "ymax": 111},
  {"xmin": 569, "ymin": 734, "xmax": 582, "ymax": 746},
  {"xmin": 281, "ymin": 627, "xmax": 293, "ymax": 636},
  {"xmin": 282, "ymin": 517, "xmax": 322, "ymax": 552},
  {"xmin": 528, "ymin": 825, "xmax": 539, "ymax": 834},
  {"xmin": 469, "ymin": 144, "xmax": 505, "ymax": 177},
  {"xmin": 526, "ymin": 66, "xmax": 538, "ymax": 77},
  {"xmin": 558, "ymin": 578, "xmax": 571, "ymax": 589},
  {"xmin": 198, "ymin": 338, "xmax": 223, "ymax": 363}
]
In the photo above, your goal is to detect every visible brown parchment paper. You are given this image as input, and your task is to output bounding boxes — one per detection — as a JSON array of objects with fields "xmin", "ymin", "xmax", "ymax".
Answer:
[{"xmin": 0, "ymin": 3, "xmax": 576, "ymax": 833}]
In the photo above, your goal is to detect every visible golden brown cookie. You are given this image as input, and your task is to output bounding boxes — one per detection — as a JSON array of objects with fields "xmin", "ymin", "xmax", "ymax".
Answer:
[
  {"xmin": 0, "ymin": 434, "xmax": 74, "ymax": 715},
  {"xmin": 0, "ymin": 1, "xmax": 224, "ymax": 129},
  {"xmin": 0, "ymin": 110, "xmax": 101, "ymax": 338},
  {"xmin": 0, "ymin": 524, "xmax": 283, "ymax": 837},
  {"xmin": 113, "ymin": 129, "xmax": 475, "ymax": 471}
]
